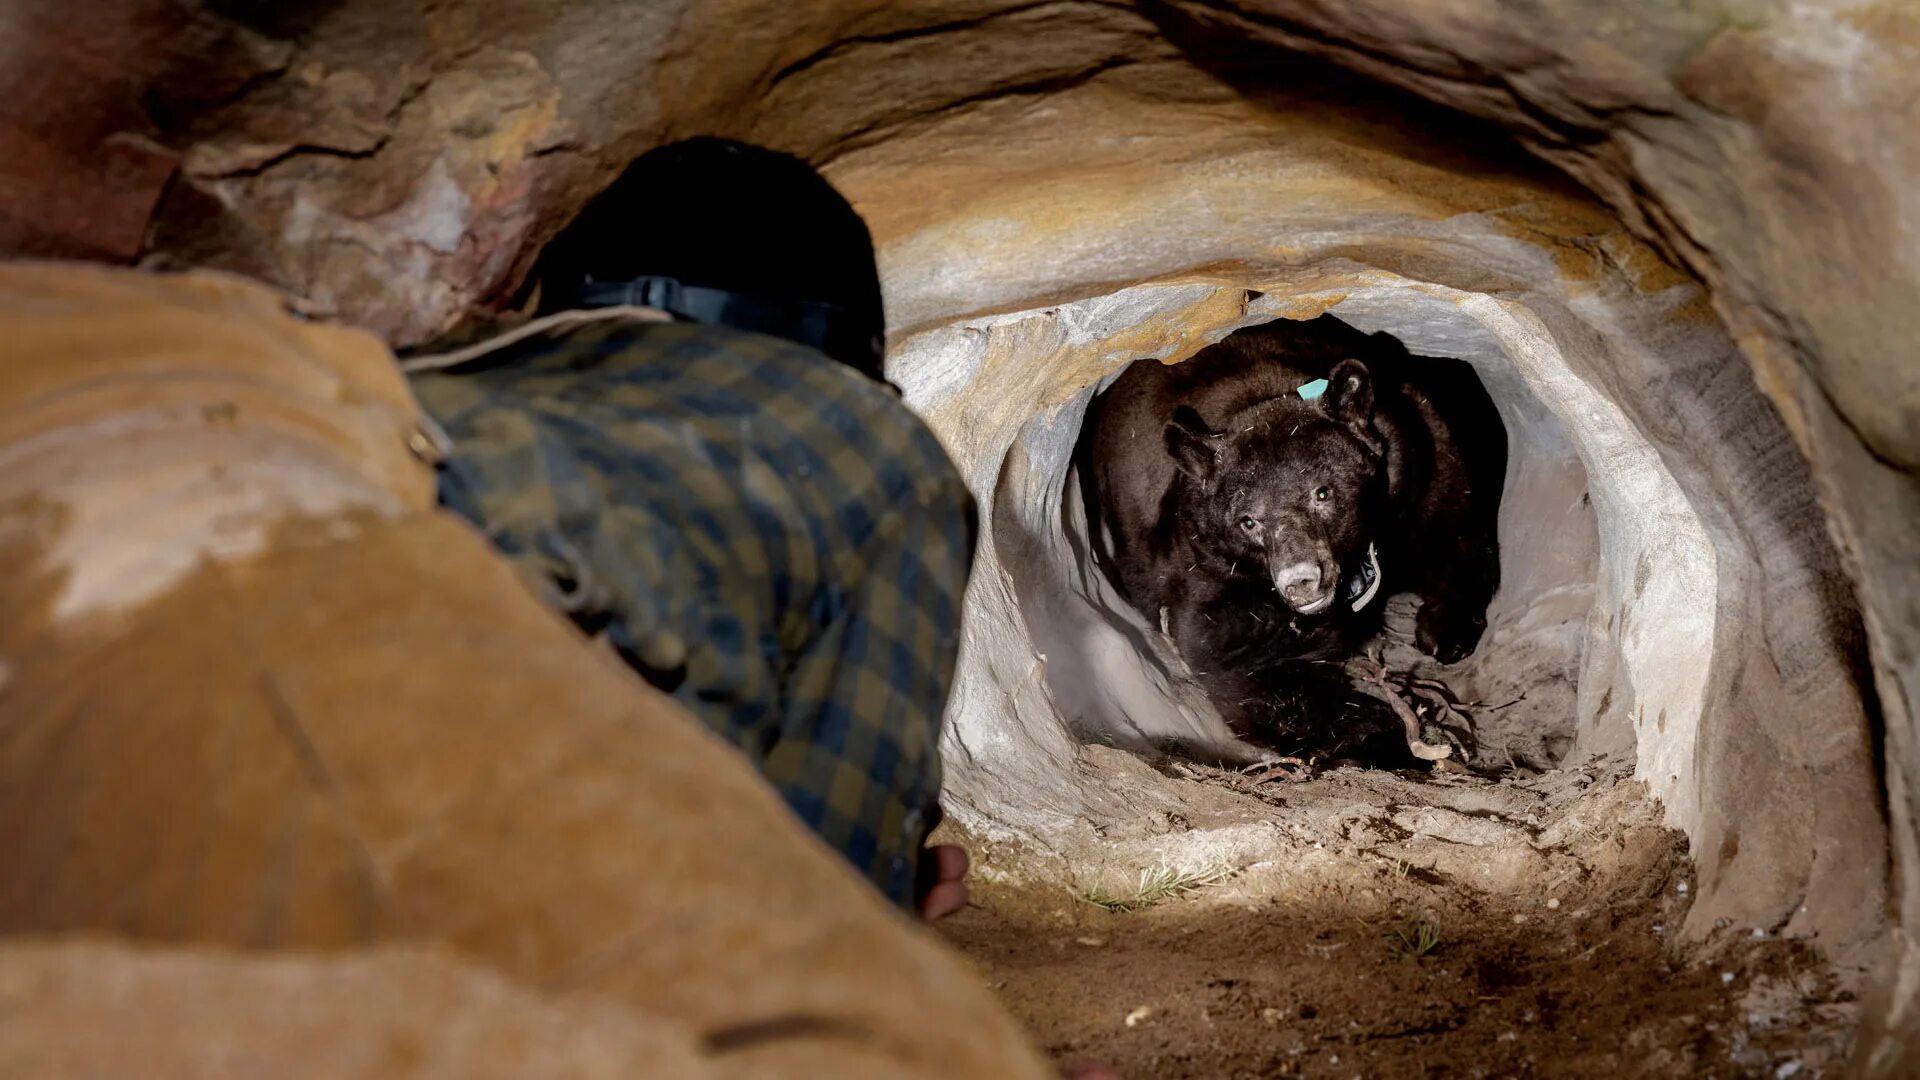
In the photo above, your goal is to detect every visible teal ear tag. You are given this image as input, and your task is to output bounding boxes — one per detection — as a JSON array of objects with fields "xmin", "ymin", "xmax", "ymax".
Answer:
[{"xmin": 1296, "ymin": 378, "xmax": 1329, "ymax": 401}]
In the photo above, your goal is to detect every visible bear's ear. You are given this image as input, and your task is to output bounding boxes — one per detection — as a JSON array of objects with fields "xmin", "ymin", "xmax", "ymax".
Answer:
[
  {"xmin": 1324, "ymin": 358, "xmax": 1374, "ymax": 425},
  {"xmin": 1165, "ymin": 406, "xmax": 1222, "ymax": 479}
]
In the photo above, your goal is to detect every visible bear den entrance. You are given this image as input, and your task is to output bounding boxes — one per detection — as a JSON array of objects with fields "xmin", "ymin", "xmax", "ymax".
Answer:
[
  {"xmin": 829, "ymin": 63, "xmax": 1881, "ymax": 1015},
  {"xmin": 911, "ymin": 297, "xmax": 1865, "ymax": 1077}
]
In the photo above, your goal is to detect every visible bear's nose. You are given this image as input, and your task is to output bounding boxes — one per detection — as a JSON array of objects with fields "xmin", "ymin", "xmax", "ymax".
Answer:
[{"xmin": 1275, "ymin": 563, "xmax": 1332, "ymax": 613}]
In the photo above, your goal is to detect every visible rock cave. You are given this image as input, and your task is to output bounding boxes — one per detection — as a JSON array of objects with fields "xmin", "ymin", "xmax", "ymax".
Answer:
[{"xmin": 7, "ymin": 0, "xmax": 1920, "ymax": 1076}]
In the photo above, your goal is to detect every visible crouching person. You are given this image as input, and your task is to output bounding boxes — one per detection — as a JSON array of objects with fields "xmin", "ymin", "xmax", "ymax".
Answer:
[{"xmin": 405, "ymin": 138, "xmax": 975, "ymax": 918}]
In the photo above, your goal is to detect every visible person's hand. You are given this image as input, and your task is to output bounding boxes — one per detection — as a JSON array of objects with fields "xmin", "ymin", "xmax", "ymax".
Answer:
[{"xmin": 917, "ymin": 844, "xmax": 970, "ymax": 921}]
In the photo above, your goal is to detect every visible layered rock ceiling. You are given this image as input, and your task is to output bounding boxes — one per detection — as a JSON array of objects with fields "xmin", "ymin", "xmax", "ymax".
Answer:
[{"xmin": 4, "ymin": 0, "xmax": 1917, "ymax": 1069}]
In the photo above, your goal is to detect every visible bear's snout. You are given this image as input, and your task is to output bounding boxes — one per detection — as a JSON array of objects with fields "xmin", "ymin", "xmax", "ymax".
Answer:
[{"xmin": 1274, "ymin": 560, "xmax": 1336, "ymax": 614}]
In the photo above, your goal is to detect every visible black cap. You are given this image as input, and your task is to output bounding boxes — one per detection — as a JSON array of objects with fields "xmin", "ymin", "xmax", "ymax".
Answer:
[{"xmin": 533, "ymin": 137, "xmax": 888, "ymax": 383}]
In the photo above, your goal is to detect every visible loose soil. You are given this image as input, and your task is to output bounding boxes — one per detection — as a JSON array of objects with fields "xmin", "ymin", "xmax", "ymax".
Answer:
[{"xmin": 937, "ymin": 750, "xmax": 1856, "ymax": 1078}]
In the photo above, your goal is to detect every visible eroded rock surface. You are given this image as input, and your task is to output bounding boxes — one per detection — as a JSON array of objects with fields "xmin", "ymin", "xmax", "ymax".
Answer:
[{"xmin": 6, "ymin": 0, "xmax": 1918, "ymax": 1068}]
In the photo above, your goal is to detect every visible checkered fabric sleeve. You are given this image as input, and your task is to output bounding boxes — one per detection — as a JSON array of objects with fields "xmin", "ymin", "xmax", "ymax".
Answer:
[
  {"xmin": 760, "ymin": 462, "xmax": 973, "ymax": 905},
  {"xmin": 408, "ymin": 317, "xmax": 976, "ymax": 909}
]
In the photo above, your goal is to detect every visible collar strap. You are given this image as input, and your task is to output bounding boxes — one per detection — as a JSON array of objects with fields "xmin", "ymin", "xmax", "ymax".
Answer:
[
  {"xmin": 576, "ymin": 275, "xmax": 861, "ymax": 361},
  {"xmin": 1344, "ymin": 542, "xmax": 1383, "ymax": 612}
]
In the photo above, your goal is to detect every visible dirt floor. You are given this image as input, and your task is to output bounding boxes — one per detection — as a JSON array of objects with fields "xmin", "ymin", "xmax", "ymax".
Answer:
[{"xmin": 937, "ymin": 750, "xmax": 1857, "ymax": 1078}]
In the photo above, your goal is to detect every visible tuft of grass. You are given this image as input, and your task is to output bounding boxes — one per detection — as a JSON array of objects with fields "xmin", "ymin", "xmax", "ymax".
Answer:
[
  {"xmin": 1074, "ymin": 861, "xmax": 1235, "ymax": 913},
  {"xmin": 1386, "ymin": 918, "xmax": 1444, "ymax": 961},
  {"xmin": 1390, "ymin": 857, "xmax": 1413, "ymax": 881}
]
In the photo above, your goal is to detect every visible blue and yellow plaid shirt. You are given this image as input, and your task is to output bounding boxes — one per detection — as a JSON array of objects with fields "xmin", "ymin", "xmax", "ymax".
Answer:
[{"xmin": 408, "ymin": 317, "xmax": 975, "ymax": 907}]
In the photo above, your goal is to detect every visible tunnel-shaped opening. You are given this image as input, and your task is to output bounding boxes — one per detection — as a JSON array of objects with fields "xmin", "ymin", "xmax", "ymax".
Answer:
[
  {"xmin": 892, "ymin": 262, "xmax": 1870, "ymax": 1073},
  {"xmin": 887, "ymin": 217, "xmax": 1873, "ymax": 942},
  {"xmin": 834, "ymin": 43, "xmax": 1880, "ymax": 965},
  {"xmin": 1023, "ymin": 311, "xmax": 1596, "ymax": 775},
  {"xmin": 902, "ymin": 264, "xmax": 1730, "ymax": 855}
]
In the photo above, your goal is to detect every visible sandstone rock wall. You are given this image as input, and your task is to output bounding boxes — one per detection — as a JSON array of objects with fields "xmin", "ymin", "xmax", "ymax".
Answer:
[
  {"xmin": 4, "ymin": 0, "xmax": 1916, "ymax": 1068},
  {"xmin": 1140, "ymin": 3, "xmax": 1920, "ymax": 1061}
]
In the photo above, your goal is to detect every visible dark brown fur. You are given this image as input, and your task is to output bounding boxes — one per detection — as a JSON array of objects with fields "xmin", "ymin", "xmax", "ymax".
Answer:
[{"xmin": 1079, "ymin": 317, "xmax": 1505, "ymax": 758}]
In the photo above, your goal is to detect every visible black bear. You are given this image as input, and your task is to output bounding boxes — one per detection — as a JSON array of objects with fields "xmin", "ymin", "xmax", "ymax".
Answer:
[{"xmin": 1079, "ymin": 316, "xmax": 1506, "ymax": 761}]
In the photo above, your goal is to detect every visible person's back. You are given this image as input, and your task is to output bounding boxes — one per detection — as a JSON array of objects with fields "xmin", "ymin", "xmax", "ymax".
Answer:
[{"xmin": 407, "ymin": 138, "xmax": 976, "ymax": 912}]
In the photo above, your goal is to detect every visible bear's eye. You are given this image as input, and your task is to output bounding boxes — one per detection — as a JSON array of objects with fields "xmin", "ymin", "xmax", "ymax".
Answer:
[
  {"xmin": 1238, "ymin": 515, "xmax": 1260, "ymax": 533},
  {"xmin": 1313, "ymin": 486, "xmax": 1331, "ymax": 502}
]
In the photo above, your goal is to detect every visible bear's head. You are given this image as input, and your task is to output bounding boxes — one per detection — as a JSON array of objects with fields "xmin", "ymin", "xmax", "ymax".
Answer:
[{"xmin": 1165, "ymin": 358, "xmax": 1386, "ymax": 616}]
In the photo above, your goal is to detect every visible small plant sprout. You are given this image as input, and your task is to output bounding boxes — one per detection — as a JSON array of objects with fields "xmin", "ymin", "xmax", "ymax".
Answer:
[
  {"xmin": 1073, "ymin": 860, "xmax": 1236, "ymax": 913},
  {"xmin": 1386, "ymin": 919, "xmax": 1444, "ymax": 961}
]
